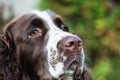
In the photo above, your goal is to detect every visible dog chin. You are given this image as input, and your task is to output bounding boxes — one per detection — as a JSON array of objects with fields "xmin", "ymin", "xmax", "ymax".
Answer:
[{"xmin": 58, "ymin": 62, "xmax": 83, "ymax": 79}]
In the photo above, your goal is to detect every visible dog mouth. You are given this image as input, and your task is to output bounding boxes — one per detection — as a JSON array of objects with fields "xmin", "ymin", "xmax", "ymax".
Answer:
[
  {"xmin": 55, "ymin": 45, "xmax": 84, "ymax": 79},
  {"xmin": 58, "ymin": 59, "xmax": 82, "ymax": 80},
  {"xmin": 58, "ymin": 61, "xmax": 82, "ymax": 80},
  {"xmin": 66, "ymin": 60, "xmax": 77, "ymax": 71},
  {"xmin": 49, "ymin": 49, "xmax": 84, "ymax": 80}
]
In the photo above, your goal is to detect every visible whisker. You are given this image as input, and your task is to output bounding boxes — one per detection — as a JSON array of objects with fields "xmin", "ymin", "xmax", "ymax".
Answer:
[{"xmin": 84, "ymin": 56, "xmax": 94, "ymax": 64}]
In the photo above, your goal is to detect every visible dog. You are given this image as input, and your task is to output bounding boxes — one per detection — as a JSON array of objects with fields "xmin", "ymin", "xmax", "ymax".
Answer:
[{"xmin": 0, "ymin": 10, "xmax": 92, "ymax": 80}]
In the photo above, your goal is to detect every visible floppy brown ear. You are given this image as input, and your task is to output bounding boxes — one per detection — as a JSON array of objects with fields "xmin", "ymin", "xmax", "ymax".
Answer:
[
  {"xmin": 80, "ymin": 66, "xmax": 92, "ymax": 80},
  {"xmin": 0, "ymin": 34, "xmax": 19, "ymax": 80},
  {"xmin": 0, "ymin": 35, "xmax": 10, "ymax": 62},
  {"xmin": 2, "ymin": 17, "xmax": 17, "ymax": 52}
]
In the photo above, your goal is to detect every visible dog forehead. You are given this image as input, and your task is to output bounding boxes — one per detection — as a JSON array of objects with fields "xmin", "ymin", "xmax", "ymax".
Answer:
[
  {"xmin": 30, "ymin": 10, "xmax": 57, "ymax": 22},
  {"xmin": 30, "ymin": 10, "xmax": 61, "ymax": 30},
  {"xmin": 45, "ymin": 10, "xmax": 58, "ymax": 18}
]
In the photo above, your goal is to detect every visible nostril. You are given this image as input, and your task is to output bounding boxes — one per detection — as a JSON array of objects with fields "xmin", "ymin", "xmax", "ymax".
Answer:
[
  {"xmin": 64, "ymin": 41, "xmax": 74, "ymax": 48},
  {"xmin": 62, "ymin": 36, "xmax": 82, "ymax": 51},
  {"xmin": 69, "ymin": 42, "xmax": 74, "ymax": 47},
  {"xmin": 78, "ymin": 41, "xmax": 82, "ymax": 47}
]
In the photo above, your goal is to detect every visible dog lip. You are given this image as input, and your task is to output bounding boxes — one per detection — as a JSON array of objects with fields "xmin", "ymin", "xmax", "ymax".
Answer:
[
  {"xmin": 60, "ymin": 61, "xmax": 82, "ymax": 80},
  {"xmin": 68, "ymin": 60, "xmax": 77, "ymax": 69},
  {"xmin": 59, "ymin": 61, "xmax": 77, "ymax": 80},
  {"xmin": 64, "ymin": 59, "xmax": 78, "ymax": 71},
  {"xmin": 58, "ymin": 61, "xmax": 77, "ymax": 79}
]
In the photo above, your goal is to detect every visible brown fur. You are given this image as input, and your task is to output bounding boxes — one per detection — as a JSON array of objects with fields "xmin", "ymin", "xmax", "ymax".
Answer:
[{"xmin": 0, "ymin": 10, "xmax": 92, "ymax": 80}]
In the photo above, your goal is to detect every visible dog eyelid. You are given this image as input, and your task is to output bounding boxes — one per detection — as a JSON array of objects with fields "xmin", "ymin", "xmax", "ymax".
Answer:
[
  {"xmin": 31, "ymin": 18, "xmax": 43, "ymax": 27},
  {"xmin": 61, "ymin": 25, "xmax": 69, "ymax": 32},
  {"xmin": 28, "ymin": 28, "xmax": 42, "ymax": 38},
  {"xmin": 54, "ymin": 17, "xmax": 69, "ymax": 32}
]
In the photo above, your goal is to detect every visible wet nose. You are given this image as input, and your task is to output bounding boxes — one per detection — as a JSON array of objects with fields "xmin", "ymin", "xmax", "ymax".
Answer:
[{"xmin": 63, "ymin": 36, "xmax": 82, "ymax": 51}]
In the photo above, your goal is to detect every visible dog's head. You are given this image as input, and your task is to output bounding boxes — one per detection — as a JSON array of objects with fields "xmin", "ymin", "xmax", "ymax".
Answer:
[{"xmin": 1, "ymin": 10, "xmax": 85, "ymax": 79}]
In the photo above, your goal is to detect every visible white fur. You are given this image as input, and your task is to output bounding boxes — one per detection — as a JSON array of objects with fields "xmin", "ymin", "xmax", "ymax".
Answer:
[
  {"xmin": 31, "ymin": 10, "xmax": 84, "ymax": 78},
  {"xmin": 80, "ymin": 48, "xmax": 85, "ymax": 73}
]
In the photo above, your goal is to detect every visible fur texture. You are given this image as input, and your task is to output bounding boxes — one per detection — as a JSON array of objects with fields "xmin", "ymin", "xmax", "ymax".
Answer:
[{"xmin": 0, "ymin": 10, "xmax": 92, "ymax": 80}]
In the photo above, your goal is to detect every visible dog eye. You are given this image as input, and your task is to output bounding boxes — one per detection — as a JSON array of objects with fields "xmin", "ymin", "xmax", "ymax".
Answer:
[
  {"xmin": 54, "ymin": 18, "xmax": 69, "ymax": 32},
  {"xmin": 28, "ymin": 28, "xmax": 42, "ymax": 38},
  {"xmin": 61, "ymin": 25, "xmax": 69, "ymax": 32}
]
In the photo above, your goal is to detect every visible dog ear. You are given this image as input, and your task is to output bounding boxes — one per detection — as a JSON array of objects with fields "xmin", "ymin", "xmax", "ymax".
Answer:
[
  {"xmin": 0, "ymin": 35, "xmax": 10, "ymax": 62},
  {"xmin": 0, "ymin": 18, "xmax": 18, "ymax": 64},
  {"xmin": 3, "ymin": 17, "xmax": 18, "ymax": 51},
  {"xmin": 0, "ymin": 20, "xmax": 15, "ymax": 50},
  {"xmin": 0, "ymin": 34, "xmax": 19, "ymax": 80},
  {"xmin": 0, "ymin": 35, "xmax": 9, "ymax": 52},
  {"xmin": 80, "ymin": 66, "xmax": 92, "ymax": 80}
]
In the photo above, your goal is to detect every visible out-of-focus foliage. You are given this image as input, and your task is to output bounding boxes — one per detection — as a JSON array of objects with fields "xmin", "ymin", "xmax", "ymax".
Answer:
[
  {"xmin": 0, "ymin": 0, "xmax": 120, "ymax": 80},
  {"xmin": 0, "ymin": 1, "xmax": 14, "ymax": 32},
  {"xmin": 92, "ymin": 58, "xmax": 111, "ymax": 80},
  {"xmin": 38, "ymin": 0, "xmax": 120, "ymax": 80}
]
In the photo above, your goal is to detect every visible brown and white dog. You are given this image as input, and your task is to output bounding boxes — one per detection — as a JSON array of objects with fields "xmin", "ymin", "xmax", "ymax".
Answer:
[{"xmin": 0, "ymin": 10, "xmax": 92, "ymax": 80}]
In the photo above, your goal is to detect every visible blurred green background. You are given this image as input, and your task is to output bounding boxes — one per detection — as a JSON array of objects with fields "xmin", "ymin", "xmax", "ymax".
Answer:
[{"xmin": 0, "ymin": 0, "xmax": 120, "ymax": 80}]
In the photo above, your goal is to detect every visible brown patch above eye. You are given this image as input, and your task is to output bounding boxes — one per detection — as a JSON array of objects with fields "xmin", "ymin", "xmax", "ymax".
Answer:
[
  {"xmin": 31, "ymin": 18, "xmax": 43, "ymax": 27},
  {"xmin": 54, "ymin": 17, "xmax": 63, "ymax": 28},
  {"xmin": 54, "ymin": 17, "xmax": 69, "ymax": 32}
]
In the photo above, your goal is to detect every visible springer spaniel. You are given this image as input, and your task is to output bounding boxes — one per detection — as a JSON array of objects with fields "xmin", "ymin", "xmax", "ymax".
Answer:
[{"xmin": 0, "ymin": 10, "xmax": 92, "ymax": 80}]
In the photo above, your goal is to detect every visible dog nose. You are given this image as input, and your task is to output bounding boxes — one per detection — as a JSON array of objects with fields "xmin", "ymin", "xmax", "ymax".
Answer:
[{"xmin": 63, "ymin": 36, "xmax": 82, "ymax": 51}]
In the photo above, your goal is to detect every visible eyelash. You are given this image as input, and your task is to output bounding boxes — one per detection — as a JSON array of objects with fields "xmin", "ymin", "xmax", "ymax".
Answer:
[
  {"xmin": 54, "ymin": 18, "xmax": 69, "ymax": 32},
  {"xmin": 61, "ymin": 25, "xmax": 69, "ymax": 32},
  {"xmin": 28, "ymin": 28, "xmax": 42, "ymax": 38}
]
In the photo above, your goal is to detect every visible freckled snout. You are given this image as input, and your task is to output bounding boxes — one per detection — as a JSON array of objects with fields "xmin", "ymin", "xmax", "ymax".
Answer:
[
  {"xmin": 57, "ymin": 36, "xmax": 83, "ymax": 70},
  {"xmin": 62, "ymin": 36, "xmax": 82, "ymax": 52}
]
